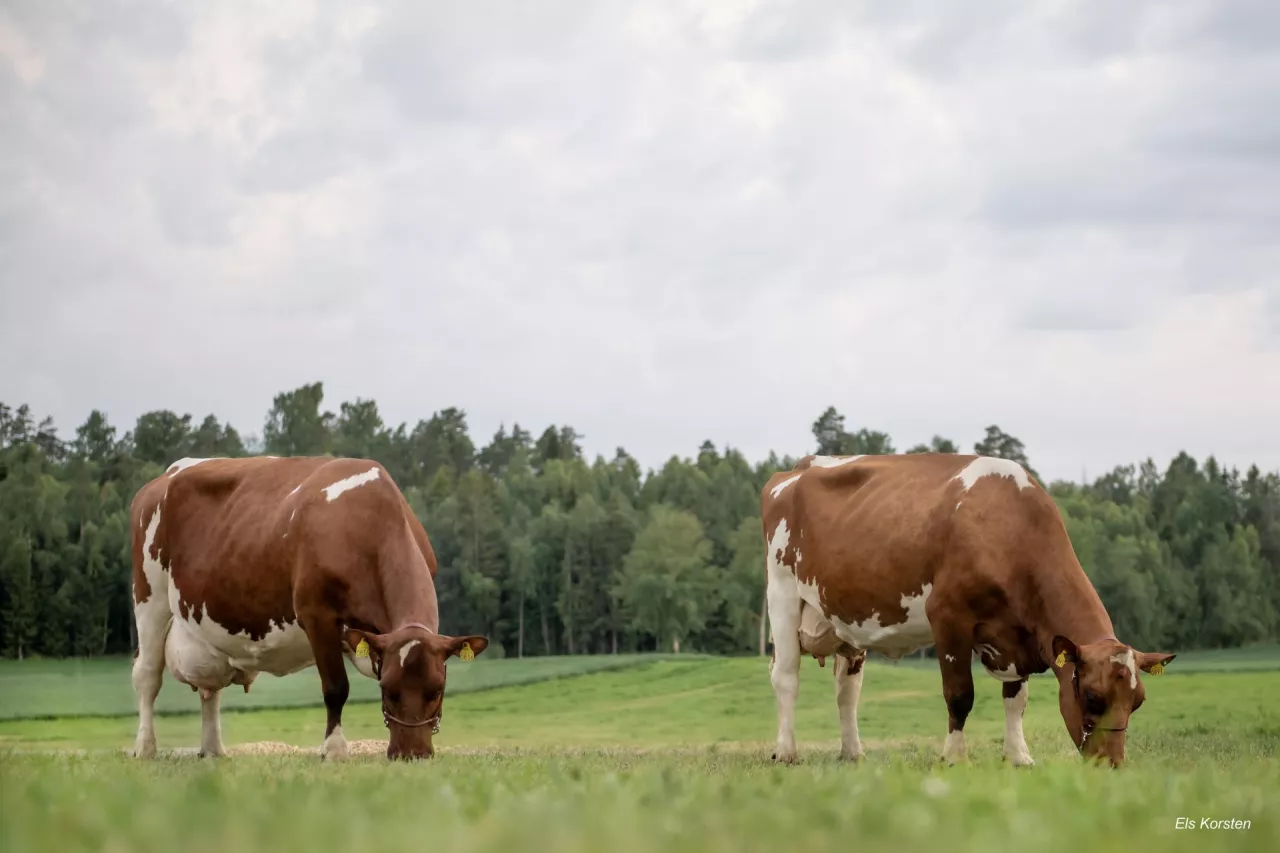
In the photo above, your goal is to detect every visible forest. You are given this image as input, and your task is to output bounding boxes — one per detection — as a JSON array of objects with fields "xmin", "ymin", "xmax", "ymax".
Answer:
[{"xmin": 1, "ymin": 381, "xmax": 1277, "ymax": 660}]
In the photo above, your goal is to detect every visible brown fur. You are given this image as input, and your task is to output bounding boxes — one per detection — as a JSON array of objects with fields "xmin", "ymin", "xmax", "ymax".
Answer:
[
  {"xmin": 762, "ymin": 452, "xmax": 1175, "ymax": 767},
  {"xmin": 129, "ymin": 456, "xmax": 488, "ymax": 760}
]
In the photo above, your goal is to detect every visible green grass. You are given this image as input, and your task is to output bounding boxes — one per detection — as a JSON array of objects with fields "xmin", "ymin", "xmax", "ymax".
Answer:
[
  {"xmin": 1, "ymin": 651, "xmax": 1277, "ymax": 852},
  {"xmin": 0, "ymin": 652, "xmax": 685, "ymax": 721}
]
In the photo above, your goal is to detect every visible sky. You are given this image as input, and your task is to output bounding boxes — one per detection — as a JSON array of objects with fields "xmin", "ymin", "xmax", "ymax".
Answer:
[{"xmin": 2, "ymin": 0, "xmax": 1279, "ymax": 484}]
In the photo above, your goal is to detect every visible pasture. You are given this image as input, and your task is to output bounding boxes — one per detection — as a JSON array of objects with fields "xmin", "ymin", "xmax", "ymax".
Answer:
[{"xmin": 2, "ymin": 649, "xmax": 1278, "ymax": 853}]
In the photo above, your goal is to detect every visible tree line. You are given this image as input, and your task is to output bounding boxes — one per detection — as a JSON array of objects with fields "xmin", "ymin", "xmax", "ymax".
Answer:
[{"xmin": 0, "ymin": 383, "xmax": 1276, "ymax": 660}]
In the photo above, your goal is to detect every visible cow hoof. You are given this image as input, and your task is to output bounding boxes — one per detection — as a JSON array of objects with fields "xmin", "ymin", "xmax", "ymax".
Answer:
[
  {"xmin": 1005, "ymin": 753, "xmax": 1035, "ymax": 768},
  {"xmin": 321, "ymin": 725, "xmax": 349, "ymax": 762},
  {"xmin": 839, "ymin": 750, "xmax": 864, "ymax": 763},
  {"xmin": 133, "ymin": 742, "xmax": 157, "ymax": 760},
  {"xmin": 771, "ymin": 752, "xmax": 798, "ymax": 765}
]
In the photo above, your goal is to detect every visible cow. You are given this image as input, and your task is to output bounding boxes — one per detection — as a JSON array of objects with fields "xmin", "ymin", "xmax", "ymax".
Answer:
[
  {"xmin": 761, "ymin": 452, "xmax": 1176, "ymax": 769},
  {"xmin": 128, "ymin": 455, "xmax": 489, "ymax": 761}
]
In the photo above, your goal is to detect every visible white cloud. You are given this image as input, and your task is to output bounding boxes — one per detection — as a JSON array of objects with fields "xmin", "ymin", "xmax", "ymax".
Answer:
[{"xmin": 1, "ymin": 0, "xmax": 1278, "ymax": 482}]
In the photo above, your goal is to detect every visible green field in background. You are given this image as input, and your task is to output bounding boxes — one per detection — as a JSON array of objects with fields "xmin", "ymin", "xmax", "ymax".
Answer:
[
  {"xmin": 3, "ymin": 641, "xmax": 1274, "ymax": 723},
  {"xmin": 0, "ymin": 652, "xmax": 687, "ymax": 721},
  {"xmin": 2, "ymin": 649, "xmax": 1276, "ymax": 853}
]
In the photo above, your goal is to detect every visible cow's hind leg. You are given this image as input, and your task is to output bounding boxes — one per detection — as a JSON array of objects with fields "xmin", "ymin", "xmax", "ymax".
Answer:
[
  {"xmin": 131, "ymin": 593, "xmax": 170, "ymax": 759},
  {"xmin": 1002, "ymin": 679, "xmax": 1034, "ymax": 767},
  {"xmin": 834, "ymin": 650, "xmax": 866, "ymax": 761},
  {"xmin": 766, "ymin": 573, "xmax": 802, "ymax": 763},
  {"xmin": 198, "ymin": 688, "xmax": 226, "ymax": 758}
]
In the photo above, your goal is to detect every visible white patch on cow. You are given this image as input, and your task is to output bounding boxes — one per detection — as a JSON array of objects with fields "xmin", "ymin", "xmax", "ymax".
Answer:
[
  {"xmin": 322, "ymin": 467, "xmax": 381, "ymax": 502},
  {"xmin": 322, "ymin": 724, "xmax": 349, "ymax": 761},
  {"xmin": 1110, "ymin": 649, "xmax": 1138, "ymax": 689},
  {"xmin": 288, "ymin": 484, "xmax": 302, "ymax": 497},
  {"xmin": 163, "ymin": 573, "xmax": 315, "ymax": 689},
  {"xmin": 796, "ymin": 581, "xmax": 934, "ymax": 660},
  {"xmin": 943, "ymin": 730, "xmax": 966, "ymax": 764},
  {"xmin": 976, "ymin": 645, "xmax": 1021, "ymax": 681},
  {"xmin": 945, "ymin": 654, "xmax": 956, "ymax": 663},
  {"xmin": 986, "ymin": 663, "xmax": 1021, "ymax": 682},
  {"xmin": 952, "ymin": 457, "xmax": 1032, "ymax": 492},
  {"xmin": 131, "ymin": 505, "xmax": 170, "ymax": 759},
  {"xmin": 809, "ymin": 455, "xmax": 863, "ymax": 469},
  {"xmin": 765, "ymin": 517, "xmax": 801, "ymax": 762},
  {"xmin": 1003, "ymin": 680, "xmax": 1034, "ymax": 766},
  {"xmin": 399, "ymin": 639, "xmax": 421, "ymax": 667},
  {"xmin": 167, "ymin": 457, "xmax": 210, "ymax": 477},
  {"xmin": 770, "ymin": 474, "xmax": 802, "ymax": 499}
]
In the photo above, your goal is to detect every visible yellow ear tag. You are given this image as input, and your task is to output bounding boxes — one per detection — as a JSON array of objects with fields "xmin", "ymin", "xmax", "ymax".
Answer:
[
  {"xmin": 459, "ymin": 642, "xmax": 474, "ymax": 661},
  {"xmin": 1055, "ymin": 651, "xmax": 1067, "ymax": 668},
  {"xmin": 355, "ymin": 638, "xmax": 370, "ymax": 658},
  {"xmin": 1149, "ymin": 662, "xmax": 1164, "ymax": 675}
]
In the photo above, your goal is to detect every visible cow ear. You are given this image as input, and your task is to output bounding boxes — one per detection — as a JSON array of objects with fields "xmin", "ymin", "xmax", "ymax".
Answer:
[
  {"xmin": 443, "ymin": 635, "xmax": 489, "ymax": 661},
  {"xmin": 1137, "ymin": 651, "xmax": 1175, "ymax": 675},
  {"xmin": 1052, "ymin": 635, "xmax": 1078, "ymax": 669},
  {"xmin": 345, "ymin": 628, "xmax": 386, "ymax": 662}
]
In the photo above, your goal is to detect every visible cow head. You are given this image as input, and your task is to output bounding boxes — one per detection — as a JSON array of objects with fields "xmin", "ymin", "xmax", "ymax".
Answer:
[
  {"xmin": 1051, "ymin": 635, "xmax": 1175, "ymax": 768},
  {"xmin": 346, "ymin": 626, "xmax": 489, "ymax": 760}
]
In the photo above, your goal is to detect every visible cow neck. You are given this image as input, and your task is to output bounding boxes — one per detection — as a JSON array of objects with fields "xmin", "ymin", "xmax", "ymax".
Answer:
[
  {"xmin": 361, "ymin": 526, "xmax": 442, "ymax": 636},
  {"xmin": 379, "ymin": 571, "xmax": 441, "ymax": 635},
  {"xmin": 1024, "ymin": 552, "xmax": 1116, "ymax": 667}
]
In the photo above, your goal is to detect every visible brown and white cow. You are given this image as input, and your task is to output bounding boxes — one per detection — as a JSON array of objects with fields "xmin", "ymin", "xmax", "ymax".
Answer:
[
  {"xmin": 129, "ymin": 455, "xmax": 488, "ymax": 761},
  {"xmin": 762, "ymin": 452, "xmax": 1175, "ymax": 769}
]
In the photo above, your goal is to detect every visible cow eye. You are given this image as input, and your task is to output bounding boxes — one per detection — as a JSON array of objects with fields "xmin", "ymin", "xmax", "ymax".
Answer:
[{"xmin": 1084, "ymin": 690, "xmax": 1107, "ymax": 716}]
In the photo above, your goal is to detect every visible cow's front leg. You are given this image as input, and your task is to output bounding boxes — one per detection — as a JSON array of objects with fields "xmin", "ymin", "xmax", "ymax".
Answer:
[
  {"xmin": 1002, "ymin": 679, "xmax": 1034, "ymax": 767},
  {"xmin": 937, "ymin": 641, "xmax": 975, "ymax": 765},
  {"xmin": 304, "ymin": 617, "xmax": 351, "ymax": 761},
  {"xmin": 834, "ymin": 650, "xmax": 866, "ymax": 761}
]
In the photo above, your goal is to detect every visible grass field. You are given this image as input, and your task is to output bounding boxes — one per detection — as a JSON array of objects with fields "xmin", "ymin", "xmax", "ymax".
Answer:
[
  {"xmin": 2, "ymin": 648, "xmax": 1277, "ymax": 852},
  {"xmin": 0, "ymin": 652, "xmax": 684, "ymax": 721}
]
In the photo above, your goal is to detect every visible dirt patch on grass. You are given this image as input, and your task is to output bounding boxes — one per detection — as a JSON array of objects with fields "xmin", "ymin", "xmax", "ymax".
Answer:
[{"xmin": 228, "ymin": 739, "xmax": 389, "ymax": 756}]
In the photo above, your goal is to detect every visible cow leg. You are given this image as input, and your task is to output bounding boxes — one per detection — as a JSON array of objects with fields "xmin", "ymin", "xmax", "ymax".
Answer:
[
  {"xmin": 198, "ymin": 688, "xmax": 226, "ymax": 758},
  {"xmin": 937, "ymin": 641, "xmax": 975, "ymax": 765},
  {"xmin": 131, "ymin": 599, "xmax": 170, "ymax": 759},
  {"xmin": 131, "ymin": 654, "xmax": 164, "ymax": 758},
  {"xmin": 304, "ymin": 618, "xmax": 350, "ymax": 761},
  {"xmin": 766, "ymin": 575, "xmax": 802, "ymax": 763},
  {"xmin": 834, "ymin": 651, "xmax": 865, "ymax": 761},
  {"xmin": 1002, "ymin": 679, "xmax": 1034, "ymax": 767}
]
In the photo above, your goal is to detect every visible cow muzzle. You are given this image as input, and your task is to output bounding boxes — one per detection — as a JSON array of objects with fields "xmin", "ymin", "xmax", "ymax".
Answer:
[
  {"xmin": 382, "ymin": 706, "xmax": 440, "ymax": 735},
  {"xmin": 1078, "ymin": 721, "xmax": 1127, "ymax": 768}
]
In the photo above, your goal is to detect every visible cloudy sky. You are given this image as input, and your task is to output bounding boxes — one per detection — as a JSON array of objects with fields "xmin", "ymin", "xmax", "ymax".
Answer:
[{"xmin": 2, "ymin": 0, "xmax": 1278, "ymax": 483}]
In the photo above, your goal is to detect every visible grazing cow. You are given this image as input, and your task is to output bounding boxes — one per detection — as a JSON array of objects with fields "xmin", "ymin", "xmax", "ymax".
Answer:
[
  {"xmin": 762, "ymin": 453, "xmax": 1175, "ymax": 769},
  {"xmin": 129, "ymin": 455, "xmax": 488, "ymax": 761}
]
